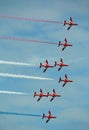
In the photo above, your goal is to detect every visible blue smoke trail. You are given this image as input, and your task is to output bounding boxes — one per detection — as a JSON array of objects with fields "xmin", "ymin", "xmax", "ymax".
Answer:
[{"xmin": 0, "ymin": 111, "xmax": 42, "ymax": 117}]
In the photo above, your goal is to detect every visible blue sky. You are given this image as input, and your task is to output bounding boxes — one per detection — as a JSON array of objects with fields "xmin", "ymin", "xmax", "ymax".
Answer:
[{"xmin": 0, "ymin": 0, "xmax": 89, "ymax": 130}]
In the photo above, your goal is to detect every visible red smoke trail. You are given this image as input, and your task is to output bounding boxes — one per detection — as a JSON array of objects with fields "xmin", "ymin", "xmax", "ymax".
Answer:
[
  {"xmin": 0, "ymin": 36, "xmax": 57, "ymax": 45},
  {"xmin": 0, "ymin": 14, "xmax": 63, "ymax": 24}
]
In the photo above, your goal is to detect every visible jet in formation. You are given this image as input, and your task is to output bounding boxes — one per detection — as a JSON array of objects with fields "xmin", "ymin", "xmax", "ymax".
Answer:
[
  {"xmin": 58, "ymin": 38, "xmax": 72, "ymax": 51},
  {"xmin": 64, "ymin": 17, "xmax": 78, "ymax": 30},
  {"xmin": 42, "ymin": 110, "xmax": 56, "ymax": 123},
  {"xmin": 55, "ymin": 58, "xmax": 68, "ymax": 71},
  {"xmin": 59, "ymin": 74, "xmax": 73, "ymax": 87},
  {"xmin": 39, "ymin": 59, "xmax": 55, "ymax": 72}
]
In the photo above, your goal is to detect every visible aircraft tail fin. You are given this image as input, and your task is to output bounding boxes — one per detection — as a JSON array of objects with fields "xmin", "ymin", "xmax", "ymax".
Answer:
[
  {"xmin": 58, "ymin": 77, "xmax": 61, "ymax": 83},
  {"xmin": 54, "ymin": 61, "xmax": 57, "ymax": 67},
  {"xmin": 47, "ymin": 92, "xmax": 49, "ymax": 97},
  {"xmin": 42, "ymin": 113, "xmax": 45, "ymax": 119},
  {"xmin": 58, "ymin": 41, "xmax": 61, "ymax": 47},
  {"xmin": 64, "ymin": 20, "xmax": 66, "ymax": 26},
  {"xmin": 33, "ymin": 92, "xmax": 36, "ymax": 97},
  {"xmin": 39, "ymin": 63, "xmax": 42, "ymax": 68}
]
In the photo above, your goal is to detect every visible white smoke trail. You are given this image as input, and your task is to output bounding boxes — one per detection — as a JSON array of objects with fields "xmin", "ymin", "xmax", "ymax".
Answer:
[
  {"xmin": 0, "ymin": 60, "xmax": 35, "ymax": 66},
  {"xmin": 0, "ymin": 90, "xmax": 28, "ymax": 95},
  {"xmin": 0, "ymin": 73, "xmax": 53, "ymax": 80}
]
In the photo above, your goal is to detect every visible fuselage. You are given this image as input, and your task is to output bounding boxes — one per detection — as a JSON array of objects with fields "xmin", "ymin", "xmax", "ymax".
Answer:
[
  {"xmin": 48, "ymin": 93, "xmax": 61, "ymax": 97},
  {"xmin": 59, "ymin": 63, "xmax": 68, "ymax": 67},
  {"xmin": 61, "ymin": 79, "xmax": 73, "ymax": 83},
  {"xmin": 66, "ymin": 21, "xmax": 78, "ymax": 26},
  {"xmin": 44, "ymin": 115, "xmax": 56, "ymax": 119},
  {"xmin": 64, "ymin": 43, "xmax": 72, "ymax": 47},
  {"xmin": 35, "ymin": 93, "xmax": 48, "ymax": 97},
  {"xmin": 42, "ymin": 64, "xmax": 54, "ymax": 68},
  {"xmin": 60, "ymin": 43, "xmax": 72, "ymax": 47}
]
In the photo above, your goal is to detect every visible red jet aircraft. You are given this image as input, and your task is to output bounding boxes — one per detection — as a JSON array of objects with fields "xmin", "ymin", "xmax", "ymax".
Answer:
[
  {"xmin": 55, "ymin": 58, "xmax": 68, "ymax": 71},
  {"xmin": 42, "ymin": 110, "xmax": 56, "ymax": 123},
  {"xmin": 59, "ymin": 74, "xmax": 73, "ymax": 87},
  {"xmin": 33, "ymin": 89, "xmax": 48, "ymax": 102},
  {"xmin": 47, "ymin": 89, "xmax": 61, "ymax": 102},
  {"xmin": 58, "ymin": 38, "xmax": 72, "ymax": 51},
  {"xmin": 64, "ymin": 17, "xmax": 78, "ymax": 30},
  {"xmin": 39, "ymin": 59, "xmax": 55, "ymax": 72}
]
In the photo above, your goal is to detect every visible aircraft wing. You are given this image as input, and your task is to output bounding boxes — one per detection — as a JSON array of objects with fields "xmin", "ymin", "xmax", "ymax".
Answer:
[
  {"xmin": 46, "ymin": 118, "xmax": 50, "ymax": 123},
  {"xmin": 48, "ymin": 110, "xmax": 51, "ymax": 116},
  {"xmin": 65, "ymin": 74, "xmax": 68, "ymax": 79},
  {"xmin": 70, "ymin": 17, "xmax": 72, "ymax": 22},
  {"xmin": 65, "ymin": 38, "xmax": 67, "ymax": 43},
  {"xmin": 46, "ymin": 59, "xmax": 48, "ymax": 64},
  {"xmin": 40, "ymin": 89, "xmax": 43, "ymax": 93},
  {"xmin": 67, "ymin": 25, "xmax": 71, "ymax": 30},
  {"xmin": 58, "ymin": 66, "xmax": 62, "ymax": 71},
  {"xmin": 60, "ymin": 58, "xmax": 63, "ymax": 63},
  {"xmin": 62, "ymin": 46, "xmax": 66, "ymax": 51},
  {"xmin": 37, "ymin": 97, "xmax": 42, "ymax": 102},
  {"xmin": 50, "ymin": 97, "xmax": 55, "ymax": 102},
  {"xmin": 43, "ymin": 68, "xmax": 47, "ymax": 72},
  {"xmin": 53, "ymin": 89, "xmax": 56, "ymax": 93},
  {"xmin": 62, "ymin": 82, "xmax": 67, "ymax": 87}
]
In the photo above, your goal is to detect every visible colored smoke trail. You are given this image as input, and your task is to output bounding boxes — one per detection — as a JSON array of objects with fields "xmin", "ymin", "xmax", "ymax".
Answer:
[
  {"xmin": 0, "ymin": 36, "xmax": 57, "ymax": 45},
  {"xmin": 0, "ymin": 111, "xmax": 42, "ymax": 117},
  {"xmin": 0, "ymin": 14, "xmax": 63, "ymax": 24},
  {"xmin": 0, "ymin": 73, "xmax": 53, "ymax": 80},
  {"xmin": 0, "ymin": 60, "xmax": 35, "ymax": 66},
  {"xmin": 0, "ymin": 90, "xmax": 29, "ymax": 95}
]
